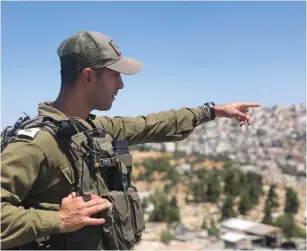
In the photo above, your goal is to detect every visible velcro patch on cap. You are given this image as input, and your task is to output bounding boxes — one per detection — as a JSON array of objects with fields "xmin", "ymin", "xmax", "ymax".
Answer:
[
  {"xmin": 17, "ymin": 128, "xmax": 41, "ymax": 139},
  {"xmin": 109, "ymin": 40, "xmax": 121, "ymax": 56}
]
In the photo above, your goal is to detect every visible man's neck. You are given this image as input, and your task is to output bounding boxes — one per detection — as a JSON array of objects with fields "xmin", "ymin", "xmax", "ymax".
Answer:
[{"xmin": 52, "ymin": 91, "xmax": 91, "ymax": 121}]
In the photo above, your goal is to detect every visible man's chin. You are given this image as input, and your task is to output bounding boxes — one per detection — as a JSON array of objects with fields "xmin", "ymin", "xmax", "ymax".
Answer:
[{"xmin": 96, "ymin": 103, "xmax": 113, "ymax": 112}]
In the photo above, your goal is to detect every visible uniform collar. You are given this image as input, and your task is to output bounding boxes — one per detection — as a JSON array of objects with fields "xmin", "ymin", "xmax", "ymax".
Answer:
[
  {"xmin": 38, "ymin": 101, "xmax": 67, "ymax": 121},
  {"xmin": 38, "ymin": 101, "xmax": 96, "ymax": 126}
]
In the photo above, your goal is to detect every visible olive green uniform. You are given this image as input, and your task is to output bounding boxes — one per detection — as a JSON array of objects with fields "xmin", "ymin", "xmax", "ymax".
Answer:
[{"xmin": 1, "ymin": 101, "xmax": 211, "ymax": 249}]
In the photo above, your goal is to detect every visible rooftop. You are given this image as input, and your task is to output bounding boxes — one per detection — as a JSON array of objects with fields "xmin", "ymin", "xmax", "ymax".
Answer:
[
  {"xmin": 221, "ymin": 218, "xmax": 256, "ymax": 231},
  {"xmin": 221, "ymin": 218, "xmax": 282, "ymax": 236},
  {"xmin": 246, "ymin": 222, "xmax": 282, "ymax": 236},
  {"xmin": 221, "ymin": 232, "xmax": 248, "ymax": 243},
  {"xmin": 221, "ymin": 231, "xmax": 266, "ymax": 243}
]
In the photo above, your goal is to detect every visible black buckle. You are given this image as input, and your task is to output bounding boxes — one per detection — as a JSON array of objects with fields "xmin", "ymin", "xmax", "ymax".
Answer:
[{"xmin": 99, "ymin": 157, "xmax": 116, "ymax": 167}]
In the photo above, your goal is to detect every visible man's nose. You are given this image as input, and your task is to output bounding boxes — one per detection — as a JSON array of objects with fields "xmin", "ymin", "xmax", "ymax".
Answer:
[{"xmin": 117, "ymin": 76, "xmax": 124, "ymax": 89}]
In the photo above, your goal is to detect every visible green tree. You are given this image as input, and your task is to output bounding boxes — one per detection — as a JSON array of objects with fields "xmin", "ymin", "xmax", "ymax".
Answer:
[
  {"xmin": 160, "ymin": 230, "xmax": 174, "ymax": 245},
  {"xmin": 284, "ymin": 187, "xmax": 299, "ymax": 215},
  {"xmin": 255, "ymin": 173, "xmax": 264, "ymax": 195},
  {"xmin": 274, "ymin": 214, "xmax": 296, "ymax": 239},
  {"xmin": 246, "ymin": 172, "xmax": 263, "ymax": 198},
  {"xmin": 238, "ymin": 191, "xmax": 252, "ymax": 215},
  {"xmin": 208, "ymin": 219, "xmax": 219, "ymax": 237},
  {"xmin": 167, "ymin": 206, "xmax": 180, "ymax": 223},
  {"xmin": 149, "ymin": 192, "xmax": 169, "ymax": 222},
  {"xmin": 196, "ymin": 169, "xmax": 208, "ymax": 181},
  {"xmin": 266, "ymin": 184, "xmax": 279, "ymax": 209},
  {"xmin": 262, "ymin": 202, "xmax": 273, "ymax": 225},
  {"xmin": 190, "ymin": 182, "xmax": 205, "ymax": 203},
  {"xmin": 239, "ymin": 171, "xmax": 248, "ymax": 185},
  {"xmin": 141, "ymin": 197, "xmax": 150, "ymax": 209},
  {"xmin": 248, "ymin": 180, "xmax": 261, "ymax": 205},
  {"xmin": 206, "ymin": 173, "xmax": 222, "ymax": 203},
  {"xmin": 170, "ymin": 196, "xmax": 178, "ymax": 208},
  {"xmin": 221, "ymin": 196, "xmax": 234, "ymax": 221},
  {"xmin": 167, "ymin": 196, "xmax": 181, "ymax": 223},
  {"xmin": 224, "ymin": 170, "xmax": 241, "ymax": 197},
  {"xmin": 149, "ymin": 193, "xmax": 180, "ymax": 223}
]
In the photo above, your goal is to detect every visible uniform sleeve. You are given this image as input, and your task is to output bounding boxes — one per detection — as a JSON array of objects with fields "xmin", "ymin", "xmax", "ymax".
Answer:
[
  {"xmin": 1, "ymin": 139, "xmax": 61, "ymax": 249},
  {"xmin": 92, "ymin": 106, "xmax": 211, "ymax": 145}
]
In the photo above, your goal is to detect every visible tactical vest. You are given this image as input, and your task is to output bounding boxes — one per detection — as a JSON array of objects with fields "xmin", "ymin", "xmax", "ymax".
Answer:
[{"xmin": 1, "ymin": 115, "xmax": 145, "ymax": 250}]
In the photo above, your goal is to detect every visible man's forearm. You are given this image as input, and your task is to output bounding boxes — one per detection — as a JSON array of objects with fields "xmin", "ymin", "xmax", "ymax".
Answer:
[
  {"xmin": 93, "ymin": 105, "xmax": 212, "ymax": 145},
  {"xmin": 1, "ymin": 200, "xmax": 61, "ymax": 249}
]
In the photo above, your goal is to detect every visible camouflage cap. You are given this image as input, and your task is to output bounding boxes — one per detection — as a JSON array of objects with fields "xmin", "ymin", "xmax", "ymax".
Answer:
[{"xmin": 57, "ymin": 30, "xmax": 142, "ymax": 75}]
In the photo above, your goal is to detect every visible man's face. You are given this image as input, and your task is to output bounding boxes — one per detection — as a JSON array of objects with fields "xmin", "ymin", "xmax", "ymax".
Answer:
[{"xmin": 87, "ymin": 67, "xmax": 124, "ymax": 111}]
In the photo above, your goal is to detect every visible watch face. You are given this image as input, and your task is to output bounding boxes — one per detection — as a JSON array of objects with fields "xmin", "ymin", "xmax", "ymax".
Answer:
[
  {"xmin": 209, "ymin": 102, "xmax": 215, "ymax": 107},
  {"xmin": 208, "ymin": 102, "xmax": 216, "ymax": 119}
]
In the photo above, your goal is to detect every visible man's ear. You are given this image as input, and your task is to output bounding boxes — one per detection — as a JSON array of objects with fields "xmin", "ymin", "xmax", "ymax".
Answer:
[{"xmin": 81, "ymin": 68, "xmax": 93, "ymax": 86}]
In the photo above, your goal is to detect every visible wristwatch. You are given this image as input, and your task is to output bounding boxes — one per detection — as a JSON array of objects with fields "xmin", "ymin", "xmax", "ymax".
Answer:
[{"xmin": 204, "ymin": 102, "xmax": 216, "ymax": 120}]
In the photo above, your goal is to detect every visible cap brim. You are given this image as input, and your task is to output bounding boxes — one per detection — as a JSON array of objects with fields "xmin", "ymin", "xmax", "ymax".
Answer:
[{"xmin": 106, "ymin": 57, "xmax": 142, "ymax": 75}]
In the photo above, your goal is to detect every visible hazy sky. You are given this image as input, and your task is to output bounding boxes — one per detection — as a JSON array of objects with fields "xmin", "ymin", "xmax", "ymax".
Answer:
[{"xmin": 1, "ymin": 1, "xmax": 306, "ymax": 127}]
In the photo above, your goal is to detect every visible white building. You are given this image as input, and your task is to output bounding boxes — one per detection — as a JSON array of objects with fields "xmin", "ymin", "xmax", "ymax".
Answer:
[{"xmin": 220, "ymin": 218, "xmax": 283, "ymax": 249}]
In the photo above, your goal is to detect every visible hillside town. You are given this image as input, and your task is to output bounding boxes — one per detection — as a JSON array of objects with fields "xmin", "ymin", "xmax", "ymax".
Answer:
[
  {"xmin": 131, "ymin": 104, "xmax": 306, "ymax": 250},
  {"xmin": 144, "ymin": 104, "xmax": 306, "ymax": 186}
]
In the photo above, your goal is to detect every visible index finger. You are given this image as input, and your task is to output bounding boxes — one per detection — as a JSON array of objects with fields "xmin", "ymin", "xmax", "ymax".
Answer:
[
  {"xmin": 68, "ymin": 192, "xmax": 76, "ymax": 199},
  {"xmin": 239, "ymin": 103, "xmax": 261, "ymax": 108}
]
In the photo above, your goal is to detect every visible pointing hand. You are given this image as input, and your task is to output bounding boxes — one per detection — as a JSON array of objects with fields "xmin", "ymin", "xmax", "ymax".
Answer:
[{"xmin": 214, "ymin": 102, "xmax": 261, "ymax": 126}]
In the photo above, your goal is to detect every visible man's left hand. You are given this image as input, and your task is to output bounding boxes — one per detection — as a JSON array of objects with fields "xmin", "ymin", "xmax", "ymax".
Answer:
[{"xmin": 214, "ymin": 102, "xmax": 261, "ymax": 127}]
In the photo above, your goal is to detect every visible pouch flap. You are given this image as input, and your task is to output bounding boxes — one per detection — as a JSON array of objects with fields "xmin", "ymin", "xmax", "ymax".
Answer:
[
  {"xmin": 128, "ymin": 191, "xmax": 140, "ymax": 201},
  {"xmin": 117, "ymin": 154, "xmax": 132, "ymax": 167},
  {"xmin": 106, "ymin": 190, "xmax": 129, "ymax": 217}
]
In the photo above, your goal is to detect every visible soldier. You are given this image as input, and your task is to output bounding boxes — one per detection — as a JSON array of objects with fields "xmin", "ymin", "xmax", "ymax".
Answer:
[{"xmin": 1, "ymin": 30, "xmax": 260, "ymax": 250}]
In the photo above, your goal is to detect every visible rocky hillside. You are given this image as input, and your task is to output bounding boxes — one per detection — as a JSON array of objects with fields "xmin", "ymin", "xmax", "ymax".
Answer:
[{"xmin": 142, "ymin": 104, "xmax": 306, "ymax": 184}]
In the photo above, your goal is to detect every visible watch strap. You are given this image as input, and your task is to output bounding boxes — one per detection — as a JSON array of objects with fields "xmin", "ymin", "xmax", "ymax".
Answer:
[{"xmin": 204, "ymin": 102, "xmax": 216, "ymax": 120}]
